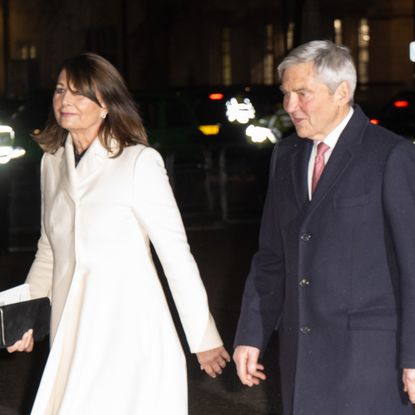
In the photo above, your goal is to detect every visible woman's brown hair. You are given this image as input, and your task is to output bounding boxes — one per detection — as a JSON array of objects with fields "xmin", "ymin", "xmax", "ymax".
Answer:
[{"xmin": 36, "ymin": 52, "xmax": 148, "ymax": 155}]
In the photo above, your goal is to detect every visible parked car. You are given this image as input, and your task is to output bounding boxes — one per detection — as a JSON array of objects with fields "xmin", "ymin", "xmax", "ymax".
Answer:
[
  {"xmin": 133, "ymin": 90, "xmax": 204, "ymax": 156},
  {"xmin": 0, "ymin": 123, "xmax": 26, "ymax": 166},
  {"xmin": 370, "ymin": 89, "xmax": 415, "ymax": 141},
  {"xmin": 4, "ymin": 89, "xmax": 210, "ymax": 247},
  {"xmin": 0, "ymin": 96, "xmax": 28, "ymax": 166},
  {"xmin": 0, "ymin": 93, "xmax": 48, "ymax": 249},
  {"xmin": 7, "ymin": 89, "xmax": 205, "ymax": 164},
  {"xmin": 177, "ymin": 85, "xmax": 293, "ymax": 148},
  {"xmin": 0, "ymin": 96, "xmax": 24, "ymax": 123},
  {"xmin": 7, "ymin": 90, "xmax": 51, "ymax": 164}
]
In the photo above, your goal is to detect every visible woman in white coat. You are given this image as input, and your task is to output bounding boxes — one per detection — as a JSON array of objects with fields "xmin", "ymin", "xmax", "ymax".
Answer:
[{"xmin": 8, "ymin": 52, "xmax": 230, "ymax": 414}]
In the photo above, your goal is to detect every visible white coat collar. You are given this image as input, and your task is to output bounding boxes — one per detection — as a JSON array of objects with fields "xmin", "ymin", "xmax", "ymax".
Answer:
[{"xmin": 59, "ymin": 134, "xmax": 113, "ymax": 202}]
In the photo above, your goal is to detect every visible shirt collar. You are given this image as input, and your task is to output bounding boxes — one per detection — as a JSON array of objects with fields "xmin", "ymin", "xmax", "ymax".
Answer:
[{"xmin": 317, "ymin": 107, "xmax": 354, "ymax": 149}]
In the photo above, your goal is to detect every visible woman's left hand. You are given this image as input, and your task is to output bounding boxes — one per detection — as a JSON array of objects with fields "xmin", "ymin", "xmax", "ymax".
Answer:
[
  {"xmin": 196, "ymin": 346, "xmax": 231, "ymax": 378},
  {"xmin": 6, "ymin": 329, "xmax": 34, "ymax": 353}
]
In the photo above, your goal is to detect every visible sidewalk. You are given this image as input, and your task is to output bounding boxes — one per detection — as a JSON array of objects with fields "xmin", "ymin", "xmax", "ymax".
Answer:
[{"xmin": 0, "ymin": 224, "xmax": 283, "ymax": 415}]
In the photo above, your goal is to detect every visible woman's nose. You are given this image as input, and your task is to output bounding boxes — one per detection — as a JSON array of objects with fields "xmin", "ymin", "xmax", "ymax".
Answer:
[{"xmin": 61, "ymin": 91, "xmax": 71, "ymax": 105}]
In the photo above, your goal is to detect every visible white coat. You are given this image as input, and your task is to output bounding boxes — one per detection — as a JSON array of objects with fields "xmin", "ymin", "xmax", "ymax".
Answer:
[{"xmin": 25, "ymin": 136, "xmax": 223, "ymax": 415}]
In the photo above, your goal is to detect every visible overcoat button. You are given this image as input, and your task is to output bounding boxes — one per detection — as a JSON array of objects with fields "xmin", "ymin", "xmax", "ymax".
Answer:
[
  {"xmin": 299, "ymin": 278, "xmax": 310, "ymax": 288},
  {"xmin": 300, "ymin": 326, "xmax": 311, "ymax": 334},
  {"xmin": 300, "ymin": 233, "xmax": 311, "ymax": 241}
]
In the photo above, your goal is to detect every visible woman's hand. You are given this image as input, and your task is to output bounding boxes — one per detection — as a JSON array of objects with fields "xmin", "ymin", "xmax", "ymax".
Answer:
[
  {"xmin": 196, "ymin": 345, "xmax": 231, "ymax": 378},
  {"xmin": 6, "ymin": 329, "xmax": 34, "ymax": 353}
]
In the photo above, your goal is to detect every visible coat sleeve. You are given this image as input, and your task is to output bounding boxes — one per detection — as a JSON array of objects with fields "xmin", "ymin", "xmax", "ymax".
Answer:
[
  {"xmin": 383, "ymin": 140, "xmax": 415, "ymax": 368},
  {"xmin": 234, "ymin": 145, "xmax": 286, "ymax": 352},
  {"xmin": 131, "ymin": 147, "xmax": 223, "ymax": 353},
  {"xmin": 25, "ymin": 155, "xmax": 54, "ymax": 299}
]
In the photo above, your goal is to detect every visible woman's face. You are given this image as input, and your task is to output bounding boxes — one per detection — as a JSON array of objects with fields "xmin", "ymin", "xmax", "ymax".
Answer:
[{"xmin": 53, "ymin": 70, "xmax": 107, "ymax": 138}]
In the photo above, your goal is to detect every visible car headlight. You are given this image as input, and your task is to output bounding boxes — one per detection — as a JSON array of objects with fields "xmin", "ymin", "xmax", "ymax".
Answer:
[
  {"xmin": 225, "ymin": 97, "xmax": 256, "ymax": 124},
  {"xmin": 0, "ymin": 124, "xmax": 26, "ymax": 164},
  {"xmin": 0, "ymin": 125, "xmax": 15, "ymax": 146},
  {"xmin": 0, "ymin": 146, "xmax": 26, "ymax": 164},
  {"xmin": 245, "ymin": 124, "xmax": 277, "ymax": 144}
]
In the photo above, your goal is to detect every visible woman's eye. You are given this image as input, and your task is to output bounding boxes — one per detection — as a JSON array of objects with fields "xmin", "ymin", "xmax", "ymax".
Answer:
[{"xmin": 55, "ymin": 87, "xmax": 64, "ymax": 94}]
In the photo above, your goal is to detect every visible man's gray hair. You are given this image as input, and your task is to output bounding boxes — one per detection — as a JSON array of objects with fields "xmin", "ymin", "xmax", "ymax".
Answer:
[{"xmin": 277, "ymin": 40, "xmax": 357, "ymax": 102}]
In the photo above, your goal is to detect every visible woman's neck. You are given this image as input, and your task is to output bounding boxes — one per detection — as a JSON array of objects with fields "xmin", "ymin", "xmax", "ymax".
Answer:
[{"xmin": 70, "ymin": 131, "xmax": 97, "ymax": 154}]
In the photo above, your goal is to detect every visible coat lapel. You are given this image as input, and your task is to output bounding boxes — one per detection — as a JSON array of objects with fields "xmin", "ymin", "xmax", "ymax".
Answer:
[
  {"xmin": 75, "ymin": 137, "xmax": 108, "ymax": 186},
  {"xmin": 290, "ymin": 138, "xmax": 312, "ymax": 209},
  {"xmin": 306, "ymin": 105, "xmax": 369, "ymax": 213},
  {"xmin": 59, "ymin": 136, "xmax": 78, "ymax": 202},
  {"xmin": 58, "ymin": 135, "xmax": 111, "ymax": 202},
  {"xmin": 308, "ymin": 146, "xmax": 352, "ymax": 205}
]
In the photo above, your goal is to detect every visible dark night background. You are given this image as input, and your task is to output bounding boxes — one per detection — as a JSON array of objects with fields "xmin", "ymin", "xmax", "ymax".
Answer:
[{"xmin": 0, "ymin": 0, "xmax": 415, "ymax": 414}]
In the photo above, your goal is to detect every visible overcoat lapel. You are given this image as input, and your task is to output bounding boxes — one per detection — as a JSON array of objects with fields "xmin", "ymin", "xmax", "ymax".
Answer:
[
  {"xmin": 308, "ymin": 146, "xmax": 352, "ymax": 208},
  {"xmin": 290, "ymin": 139, "xmax": 312, "ymax": 209},
  {"xmin": 304, "ymin": 105, "xmax": 369, "ymax": 217}
]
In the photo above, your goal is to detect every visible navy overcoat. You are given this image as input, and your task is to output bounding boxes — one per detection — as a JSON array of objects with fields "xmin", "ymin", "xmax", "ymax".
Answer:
[{"xmin": 234, "ymin": 106, "xmax": 415, "ymax": 415}]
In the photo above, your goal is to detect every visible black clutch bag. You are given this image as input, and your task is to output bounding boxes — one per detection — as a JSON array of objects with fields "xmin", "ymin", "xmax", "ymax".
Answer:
[{"xmin": 0, "ymin": 297, "xmax": 51, "ymax": 348}]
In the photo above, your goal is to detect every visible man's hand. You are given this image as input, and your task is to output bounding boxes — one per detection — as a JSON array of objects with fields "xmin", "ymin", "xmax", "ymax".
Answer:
[
  {"xmin": 196, "ymin": 346, "xmax": 231, "ymax": 378},
  {"xmin": 403, "ymin": 368, "xmax": 415, "ymax": 404},
  {"xmin": 6, "ymin": 329, "xmax": 34, "ymax": 353},
  {"xmin": 233, "ymin": 345, "xmax": 266, "ymax": 387}
]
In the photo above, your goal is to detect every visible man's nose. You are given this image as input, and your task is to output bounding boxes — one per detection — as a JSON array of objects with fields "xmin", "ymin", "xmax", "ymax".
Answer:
[{"xmin": 284, "ymin": 94, "xmax": 298, "ymax": 113}]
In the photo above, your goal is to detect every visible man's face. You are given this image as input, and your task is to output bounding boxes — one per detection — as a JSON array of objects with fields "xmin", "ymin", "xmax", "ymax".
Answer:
[{"xmin": 281, "ymin": 61, "xmax": 349, "ymax": 141}]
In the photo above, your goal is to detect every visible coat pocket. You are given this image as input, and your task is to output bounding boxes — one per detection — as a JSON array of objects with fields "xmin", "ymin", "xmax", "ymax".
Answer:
[
  {"xmin": 347, "ymin": 307, "xmax": 399, "ymax": 331},
  {"xmin": 333, "ymin": 194, "xmax": 369, "ymax": 208}
]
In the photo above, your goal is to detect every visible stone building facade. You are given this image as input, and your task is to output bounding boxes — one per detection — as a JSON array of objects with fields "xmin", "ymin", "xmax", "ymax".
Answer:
[{"xmin": 0, "ymin": 0, "xmax": 414, "ymax": 106}]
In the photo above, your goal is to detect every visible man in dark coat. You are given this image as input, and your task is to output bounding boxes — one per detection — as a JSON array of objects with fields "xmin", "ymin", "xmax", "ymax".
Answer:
[{"xmin": 233, "ymin": 40, "xmax": 415, "ymax": 415}]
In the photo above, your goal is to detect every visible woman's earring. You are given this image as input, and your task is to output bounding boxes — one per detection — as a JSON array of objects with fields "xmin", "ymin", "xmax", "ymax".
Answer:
[{"xmin": 101, "ymin": 113, "xmax": 107, "ymax": 119}]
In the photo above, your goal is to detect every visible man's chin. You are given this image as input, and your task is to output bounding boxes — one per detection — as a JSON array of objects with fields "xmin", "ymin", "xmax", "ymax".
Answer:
[{"xmin": 294, "ymin": 128, "xmax": 308, "ymax": 138}]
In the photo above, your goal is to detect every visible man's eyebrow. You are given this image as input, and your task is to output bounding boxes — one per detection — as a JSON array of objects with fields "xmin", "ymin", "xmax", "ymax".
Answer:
[{"xmin": 280, "ymin": 86, "xmax": 308, "ymax": 94}]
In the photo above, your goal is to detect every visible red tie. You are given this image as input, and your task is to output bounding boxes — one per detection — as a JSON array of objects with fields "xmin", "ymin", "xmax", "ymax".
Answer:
[{"xmin": 311, "ymin": 142, "xmax": 330, "ymax": 194}]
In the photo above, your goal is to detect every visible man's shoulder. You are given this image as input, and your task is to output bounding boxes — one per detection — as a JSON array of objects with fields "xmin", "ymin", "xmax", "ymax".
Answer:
[{"xmin": 364, "ymin": 122, "xmax": 412, "ymax": 150}]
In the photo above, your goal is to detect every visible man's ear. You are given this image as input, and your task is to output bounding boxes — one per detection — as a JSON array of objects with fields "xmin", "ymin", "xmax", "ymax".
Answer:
[{"xmin": 335, "ymin": 81, "xmax": 350, "ymax": 106}]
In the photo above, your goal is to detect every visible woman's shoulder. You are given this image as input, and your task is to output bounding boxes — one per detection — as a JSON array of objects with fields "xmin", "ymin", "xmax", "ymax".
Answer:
[
  {"xmin": 41, "ymin": 147, "xmax": 64, "ymax": 167},
  {"xmin": 123, "ymin": 144, "xmax": 163, "ymax": 163}
]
